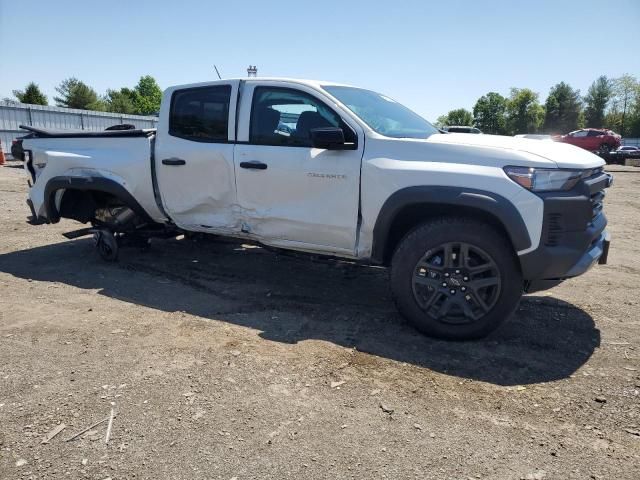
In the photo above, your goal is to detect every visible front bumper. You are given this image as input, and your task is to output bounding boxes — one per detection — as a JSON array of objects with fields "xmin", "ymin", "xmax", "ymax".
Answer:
[
  {"xmin": 523, "ymin": 230, "xmax": 611, "ymax": 293},
  {"xmin": 520, "ymin": 170, "xmax": 612, "ymax": 293}
]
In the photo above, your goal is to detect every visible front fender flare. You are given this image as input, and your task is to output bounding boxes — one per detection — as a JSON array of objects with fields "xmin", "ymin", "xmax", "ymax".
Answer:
[{"xmin": 370, "ymin": 186, "xmax": 531, "ymax": 264}]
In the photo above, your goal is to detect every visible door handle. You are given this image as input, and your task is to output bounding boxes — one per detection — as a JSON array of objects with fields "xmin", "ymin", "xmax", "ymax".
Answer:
[
  {"xmin": 162, "ymin": 158, "xmax": 186, "ymax": 166},
  {"xmin": 240, "ymin": 161, "xmax": 268, "ymax": 170}
]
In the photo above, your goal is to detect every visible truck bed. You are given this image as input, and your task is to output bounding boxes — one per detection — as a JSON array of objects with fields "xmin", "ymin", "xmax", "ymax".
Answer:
[
  {"xmin": 22, "ymin": 126, "xmax": 167, "ymax": 225},
  {"xmin": 20, "ymin": 125, "xmax": 156, "ymax": 139}
]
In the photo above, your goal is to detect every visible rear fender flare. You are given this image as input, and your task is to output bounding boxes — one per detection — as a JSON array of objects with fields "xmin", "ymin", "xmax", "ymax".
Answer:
[{"xmin": 43, "ymin": 176, "xmax": 152, "ymax": 224}]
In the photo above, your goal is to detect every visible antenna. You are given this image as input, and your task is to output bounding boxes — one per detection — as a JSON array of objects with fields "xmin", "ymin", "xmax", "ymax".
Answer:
[{"xmin": 214, "ymin": 65, "xmax": 222, "ymax": 80}]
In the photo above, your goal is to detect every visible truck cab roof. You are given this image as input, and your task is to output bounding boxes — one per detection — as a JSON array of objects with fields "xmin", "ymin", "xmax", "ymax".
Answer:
[{"xmin": 166, "ymin": 77, "xmax": 355, "ymax": 92}]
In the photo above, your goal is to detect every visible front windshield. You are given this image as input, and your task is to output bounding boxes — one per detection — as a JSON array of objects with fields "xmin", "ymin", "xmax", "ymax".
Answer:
[{"xmin": 323, "ymin": 85, "xmax": 439, "ymax": 139}]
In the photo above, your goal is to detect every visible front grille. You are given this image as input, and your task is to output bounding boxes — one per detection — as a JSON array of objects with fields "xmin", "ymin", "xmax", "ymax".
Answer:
[
  {"xmin": 590, "ymin": 190, "xmax": 605, "ymax": 220},
  {"xmin": 584, "ymin": 168, "xmax": 609, "ymax": 223},
  {"xmin": 541, "ymin": 169, "xmax": 609, "ymax": 248}
]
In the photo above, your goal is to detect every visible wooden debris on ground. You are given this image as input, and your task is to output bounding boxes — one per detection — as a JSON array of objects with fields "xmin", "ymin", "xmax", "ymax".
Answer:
[{"xmin": 41, "ymin": 423, "xmax": 66, "ymax": 444}]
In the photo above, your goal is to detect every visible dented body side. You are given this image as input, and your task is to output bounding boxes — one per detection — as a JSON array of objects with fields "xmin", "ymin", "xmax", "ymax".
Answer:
[
  {"xmin": 24, "ymin": 135, "xmax": 166, "ymax": 224},
  {"xmin": 153, "ymin": 80, "xmax": 241, "ymax": 236},
  {"xmin": 231, "ymin": 80, "xmax": 366, "ymax": 257}
]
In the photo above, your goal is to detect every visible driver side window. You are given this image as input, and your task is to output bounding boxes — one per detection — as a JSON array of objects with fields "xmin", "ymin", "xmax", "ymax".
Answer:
[{"xmin": 250, "ymin": 87, "xmax": 356, "ymax": 147}]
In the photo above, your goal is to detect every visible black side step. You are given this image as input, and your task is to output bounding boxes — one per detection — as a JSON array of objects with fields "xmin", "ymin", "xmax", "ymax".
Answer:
[{"xmin": 62, "ymin": 227, "xmax": 94, "ymax": 240}]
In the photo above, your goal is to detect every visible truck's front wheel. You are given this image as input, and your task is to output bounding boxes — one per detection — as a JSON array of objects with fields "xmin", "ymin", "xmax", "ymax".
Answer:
[{"xmin": 390, "ymin": 218, "xmax": 522, "ymax": 340}]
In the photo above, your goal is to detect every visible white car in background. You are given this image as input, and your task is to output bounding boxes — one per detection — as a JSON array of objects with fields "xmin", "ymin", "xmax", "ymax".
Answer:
[
  {"xmin": 442, "ymin": 126, "xmax": 483, "ymax": 134},
  {"xmin": 616, "ymin": 145, "xmax": 640, "ymax": 155}
]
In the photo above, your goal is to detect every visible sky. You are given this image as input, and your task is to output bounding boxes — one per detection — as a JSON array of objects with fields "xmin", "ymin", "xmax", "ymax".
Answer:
[{"xmin": 1, "ymin": 0, "xmax": 639, "ymax": 121}]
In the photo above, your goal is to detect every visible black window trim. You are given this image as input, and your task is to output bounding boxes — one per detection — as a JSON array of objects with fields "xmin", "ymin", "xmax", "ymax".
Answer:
[
  {"xmin": 248, "ymin": 86, "xmax": 358, "ymax": 149},
  {"xmin": 169, "ymin": 84, "xmax": 233, "ymax": 144}
]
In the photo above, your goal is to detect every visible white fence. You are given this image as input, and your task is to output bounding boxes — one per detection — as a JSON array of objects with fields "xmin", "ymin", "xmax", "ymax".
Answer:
[{"xmin": 0, "ymin": 101, "xmax": 158, "ymax": 155}]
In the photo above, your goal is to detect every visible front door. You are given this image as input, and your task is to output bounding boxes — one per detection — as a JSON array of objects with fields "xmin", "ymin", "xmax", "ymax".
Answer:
[
  {"xmin": 154, "ymin": 81, "xmax": 239, "ymax": 233},
  {"xmin": 234, "ymin": 83, "xmax": 364, "ymax": 255}
]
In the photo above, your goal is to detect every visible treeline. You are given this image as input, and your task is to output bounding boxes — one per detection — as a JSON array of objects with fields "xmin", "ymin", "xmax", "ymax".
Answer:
[
  {"xmin": 8, "ymin": 74, "xmax": 640, "ymax": 136},
  {"xmin": 437, "ymin": 74, "xmax": 640, "ymax": 137},
  {"xmin": 7, "ymin": 76, "xmax": 162, "ymax": 116}
]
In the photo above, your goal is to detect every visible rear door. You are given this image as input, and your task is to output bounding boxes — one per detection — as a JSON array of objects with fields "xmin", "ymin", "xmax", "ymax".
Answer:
[
  {"xmin": 586, "ymin": 129, "xmax": 603, "ymax": 150},
  {"xmin": 569, "ymin": 129, "xmax": 589, "ymax": 149},
  {"xmin": 155, "ymin": 81, "xmax": 239, "ymax": 233},
  {"xmin": 233, "ymin": 82, "xmax": 364, "ymax": 255}
]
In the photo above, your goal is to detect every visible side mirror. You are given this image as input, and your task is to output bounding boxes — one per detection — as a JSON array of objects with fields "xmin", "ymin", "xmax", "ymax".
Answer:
[{"xmin": 310, "ymin": 127, "xmax": 348, "ymax": 150}]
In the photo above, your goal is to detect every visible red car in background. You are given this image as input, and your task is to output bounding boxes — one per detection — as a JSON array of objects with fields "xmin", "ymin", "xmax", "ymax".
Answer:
[{"xmin": 554, "ymin": 128, "xmax": 621, "ymax": 153}]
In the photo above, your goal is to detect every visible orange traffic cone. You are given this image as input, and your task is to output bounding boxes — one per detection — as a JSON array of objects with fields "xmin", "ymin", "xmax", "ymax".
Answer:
[{"xmin": 0, "ymin": 140, "xmax": 6, "ymax": 165}]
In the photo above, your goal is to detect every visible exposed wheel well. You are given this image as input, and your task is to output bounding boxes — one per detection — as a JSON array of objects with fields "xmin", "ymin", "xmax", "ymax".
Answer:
[
  {"xmin": 57, "ymin": 189, "xmax": 125, "ymax": 224},
  {"xmin": 44, "ymin": 176, "xmax": 153, "ymax": 228},
  {"xmin": 380, "ymin": 203, "xmax": 517, "ymax": 266}
]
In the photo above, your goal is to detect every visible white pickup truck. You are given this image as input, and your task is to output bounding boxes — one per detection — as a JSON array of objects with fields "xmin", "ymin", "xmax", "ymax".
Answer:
[{"xmin": 21, "ymin": 78, "xmax": 612, "ymax": 339}]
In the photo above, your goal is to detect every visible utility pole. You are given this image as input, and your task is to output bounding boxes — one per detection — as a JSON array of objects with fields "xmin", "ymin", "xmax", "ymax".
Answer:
[{"xmin": 247, "ymin": 65, "xmax": 257, "ymax": 77}]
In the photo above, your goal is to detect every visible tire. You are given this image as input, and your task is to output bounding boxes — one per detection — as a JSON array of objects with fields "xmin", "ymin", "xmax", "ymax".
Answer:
[
  {"xmin": 390, "ymin": 217, "xmax": 522, "ymax": 340},
  {"xmin": 599, "ymin": 143, "xmax": 612, "ymax": 154},
  {"xmin": 94, "ymin": 230, "xmax": 119, "ymax": 262}
]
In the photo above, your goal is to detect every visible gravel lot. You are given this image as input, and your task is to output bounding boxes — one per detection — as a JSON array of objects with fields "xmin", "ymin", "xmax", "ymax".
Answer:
[{"xmin": 0, "ymin": 160, "xmax": 638, "ymax": 479}]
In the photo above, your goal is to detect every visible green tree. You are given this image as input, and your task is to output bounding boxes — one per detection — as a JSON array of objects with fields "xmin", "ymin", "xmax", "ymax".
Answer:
[
  {"xmin": 12, "ymin": 82, "xmax": 48, "ymax": 105},
  {"xmin": 583, "ymin": 76, "xmax": 612, "ymax": 128},
  {"xmin": 435, "ymin": 114, "xmax": 449, "ymax": 128},
  {"xmin": 606, "ymin": 74, "xmax": 639, "ymax": 137},
  {"xmin": 577, "ymin": 110, "xmax": 586, "ymax": 129},
  {"xmin": 104, "ymin": 88, "xmax": 137, "ymax": 114},
  {"xmin": 132, "ymin": 76, "xmax": 162, "ymax": 115},
  {"xmin": 628, "ymin": 102, "xmax": 640, "ymax": 137},
  {"xmin": 443, "ymin": 108, "xmax": 474, "ymax": 126},
  {"xmin": 104, "ymin": 76, "xmax": 162, "ymax": 115},
  {"xmin": 473, "ymin": 92, "xmax": 507, "ymax": 134},
  {"xmin": 543, "ymin": 82, "xmax": 582, "ymax": 133},
  {"xmin": 54, "ymin": 78, "xmax": 105, "ymax": 110},
  {"xmin": 505, "ymin": 88, "xmax": 544, "ymax": 135}
]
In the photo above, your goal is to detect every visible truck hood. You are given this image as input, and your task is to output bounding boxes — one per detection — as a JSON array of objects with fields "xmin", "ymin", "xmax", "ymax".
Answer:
[{"xmin": 427, "ymin": 133, "xmax": 605, "ymax": 169}]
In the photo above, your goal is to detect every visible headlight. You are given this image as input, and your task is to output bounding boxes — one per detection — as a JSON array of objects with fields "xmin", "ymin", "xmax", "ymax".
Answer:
[{"xmin": 503, "ymin": 166, "xmax": 582, "ymax": 192}]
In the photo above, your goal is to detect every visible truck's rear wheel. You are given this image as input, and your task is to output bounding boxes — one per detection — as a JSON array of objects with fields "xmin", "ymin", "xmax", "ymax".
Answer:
[
  {"xmin": 94, "ymin": 230, "xmax": 119, "ymax": 262},
  {"xmin": 390, "ymin": 217, "xmax": 522, "ymax": 339}
]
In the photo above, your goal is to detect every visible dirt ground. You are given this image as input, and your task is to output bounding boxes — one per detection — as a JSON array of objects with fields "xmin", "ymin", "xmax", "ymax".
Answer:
[{"xmin": 0, "ymin": 160, "xmax": 638, "ymax": 480}]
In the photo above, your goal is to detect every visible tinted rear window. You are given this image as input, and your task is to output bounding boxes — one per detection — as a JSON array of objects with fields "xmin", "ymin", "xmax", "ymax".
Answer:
[{"xmin": 169, "ymin": 86, "xmax": 231, "ymax": 142}]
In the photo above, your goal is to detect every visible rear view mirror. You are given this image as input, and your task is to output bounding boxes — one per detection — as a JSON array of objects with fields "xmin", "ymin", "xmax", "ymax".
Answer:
[{"xmin": 310, "ymin": 127, "xmax": 348, "ymax": 150}]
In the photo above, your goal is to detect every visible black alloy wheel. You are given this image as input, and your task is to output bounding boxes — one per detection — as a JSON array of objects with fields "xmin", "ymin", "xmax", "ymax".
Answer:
[{"xmin": 412, "ymin": 242, "xmax": 501, "ymax": 324}]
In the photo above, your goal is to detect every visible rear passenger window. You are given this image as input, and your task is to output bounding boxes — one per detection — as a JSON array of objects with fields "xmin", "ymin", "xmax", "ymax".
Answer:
[{"xmin": 169, "ymin": 85, "xmax": 231, "ymax": 142}]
